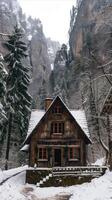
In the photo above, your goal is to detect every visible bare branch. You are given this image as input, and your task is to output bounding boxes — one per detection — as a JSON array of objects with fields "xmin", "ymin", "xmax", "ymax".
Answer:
[
  {"xmin": 0, "ymin": 33, "xmax": 11, "ymax": 36},
  {"xmin": 99, "ymin": 138, "xmax": 109, "ymax": 153},
  {"xmin": 98, "ymin": 60, "xmax": 112, "ymax": 69}
]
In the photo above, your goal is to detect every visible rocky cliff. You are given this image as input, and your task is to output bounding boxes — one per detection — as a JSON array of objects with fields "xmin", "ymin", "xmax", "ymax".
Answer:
[
  {"xmin": 49, "ymin": 0, "xmax": 112, "ymax": 163},
  {"xmin": 0, "ymin": 0, "xmax": 112, "ymax": 167},
  {"xmin": 68, "ymin": 0, "xmax": 112, "ymax": 162},
  {"xmin": 0, "ymin": 0, "xmax": 55, "ymax": 168}
]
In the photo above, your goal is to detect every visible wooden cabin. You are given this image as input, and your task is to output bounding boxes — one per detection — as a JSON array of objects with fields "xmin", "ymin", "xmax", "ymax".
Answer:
[{"xmin": 22, "ymin": 96, "xmax": 91, "ymax": 167}]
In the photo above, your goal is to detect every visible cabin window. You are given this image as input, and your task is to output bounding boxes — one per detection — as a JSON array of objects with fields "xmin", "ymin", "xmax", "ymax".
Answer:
[
  {"xmin": 51, "ymin": 122, "xmax": 64, "ymax": 134},
  {"xmin": 68, "ymin": 147, "xmax": 80, "ymax": 160},
  {"xmin": 38, "ymin": 147, "xmax": 47, "ymax": 160},
  {"xmin": 52, "ymin": 106, "xmax": 63, "ymax": 114}
]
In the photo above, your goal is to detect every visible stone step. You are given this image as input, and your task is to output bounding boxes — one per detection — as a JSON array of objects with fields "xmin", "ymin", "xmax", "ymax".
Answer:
[{"xmin": 36, "ymin": 173, "xmax": 53, "ymax": 187}]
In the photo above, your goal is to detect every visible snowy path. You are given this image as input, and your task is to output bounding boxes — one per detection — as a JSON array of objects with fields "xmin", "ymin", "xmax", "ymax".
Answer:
[
  {"xmin": 0, "ymin": 167, "xmax": 112, "ymax": 200},
  {"xmin": 0, "ymin": 169, "xmax": 26, "ymax": 186},
  {"xmin": 21, "ymin": 186, "xmax": 72, "ymax": 200}
]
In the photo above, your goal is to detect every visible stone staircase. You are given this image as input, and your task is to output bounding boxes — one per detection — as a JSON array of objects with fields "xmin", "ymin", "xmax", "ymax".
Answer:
[
  {"xmin": 35, "ymin": 166, "xmax": 107, "ymax": 187},
  {"xmin": 36, "ymin": 173, "xmax": 53, "ymax": 187}
]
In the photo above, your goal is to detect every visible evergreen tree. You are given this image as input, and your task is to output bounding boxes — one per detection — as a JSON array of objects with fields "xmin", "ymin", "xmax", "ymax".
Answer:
[
  {"xmin": 0, "ymin": 53, "xmax": 7, "ymax": 140},
  {"xmin": 4, "ymin": 25, "xmax": 32, "ymax": 169}
]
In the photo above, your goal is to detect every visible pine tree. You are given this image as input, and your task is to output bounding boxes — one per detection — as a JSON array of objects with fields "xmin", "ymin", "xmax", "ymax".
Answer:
[
  {"xmin": 0, "ymin": 53, "xmax": 7, "ymax": 141},
  {"xmin": 4, "ymin": 25, "xmax": 32, "ymax": 169}
]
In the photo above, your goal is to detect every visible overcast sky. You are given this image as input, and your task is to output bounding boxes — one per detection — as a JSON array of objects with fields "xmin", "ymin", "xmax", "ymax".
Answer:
[{"xmin": 18, "ymin": 0, "xmax": 76, "ymax": 44}]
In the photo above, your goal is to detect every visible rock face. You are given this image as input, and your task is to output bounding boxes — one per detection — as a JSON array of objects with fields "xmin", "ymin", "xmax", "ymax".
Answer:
[
  {"xmin": 49, "ymin": 44, "xmax": 69, "ymax": 105},
  {"xmin": 47, "ymin": 37, "xmax": 60, "ymax": 70},
  {"xmin": 0, "ymin": 0, "xmax": 52, "ymax": 168},
  {"xmin": 0, "ymin": 0, "xmax": 112, "ymax": 167},
  {"xmin": 68, "ymin": 0, "xmax": 112, "ymax": 162},
  {"xmin": 49, "ymin": 0, "xmax": 112, "ymax": 163},
  {"xmin": 27, "ymin": 18, "xmax": 51, "ymax": 109}
]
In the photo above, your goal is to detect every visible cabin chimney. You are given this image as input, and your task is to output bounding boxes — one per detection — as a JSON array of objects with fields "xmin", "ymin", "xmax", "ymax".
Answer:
[{"xmin": 45, "ymin": 97, "xmax": 53, "ymax": 111}]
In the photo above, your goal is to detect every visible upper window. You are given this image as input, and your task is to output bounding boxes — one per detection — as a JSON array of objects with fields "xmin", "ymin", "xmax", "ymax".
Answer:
[
  {"xmin": 38, "ymin": 147, "xmax": 47, "ymax": 160},
  {"xmin": 52, "ymin": 106, "xmax": 63, "ymax": 114},
  {"xmin": 69, "ymin": 147, "xmax": 80, "ymax": 160},
  {"xmin": 51, "ymin": 122, "xmax": 64, "ymax": 134}
]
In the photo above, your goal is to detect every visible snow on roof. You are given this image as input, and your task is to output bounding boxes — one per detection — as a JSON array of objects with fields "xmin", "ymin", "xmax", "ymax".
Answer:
[
  {"xmin": 20, "ymin": 145, "xmax": 29, "ymax": 152},
  {"xmin": 26, "ymin": 108, "xmax": 90, "ymax": 139},
  {"xmin": 27, "ymin": 109, "xmax": 45, "ymax": 137},
  {"xmin": 71, "ymin": 110, "xmax": 90, "ymax": 138}
]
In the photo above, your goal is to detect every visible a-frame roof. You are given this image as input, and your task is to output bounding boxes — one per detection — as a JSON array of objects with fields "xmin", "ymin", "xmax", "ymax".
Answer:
[{"xmin": 24, "ymin": 96, "xmax": 91, "ymax": 145}]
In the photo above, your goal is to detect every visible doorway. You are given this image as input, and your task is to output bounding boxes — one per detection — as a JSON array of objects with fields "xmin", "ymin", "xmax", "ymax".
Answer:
[{"xmin": 54, "ymin": 148, "xmax": 61, "ymax": 166}]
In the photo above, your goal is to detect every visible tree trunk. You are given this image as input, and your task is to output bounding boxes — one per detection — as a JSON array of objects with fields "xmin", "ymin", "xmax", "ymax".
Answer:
[
  {"xmin": 107, "ymin": 115, "xmax": 112, "ymax": 170},
  {"xmin": 5, "ymin": 113, "xmax": 13, "ymax": 170}
]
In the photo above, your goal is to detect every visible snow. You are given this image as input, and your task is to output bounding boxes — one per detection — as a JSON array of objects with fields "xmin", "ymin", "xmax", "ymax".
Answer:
[
  {"xmin": 27, "ymin": 109, "xmax": 45, "ymax": 137},
  {"xmin": 26, "ymin": 109, "xmax": 89, "ymax": 140},
  {"xmin": 0, "ymin": 2, "xmax": 9, "ymax": 11},
  {"xmin": 0, "ymin": 102, "xmax": 3, "ymax": 110},
  {"xmin": 0, "ymin": 165, "xmax": 27, "ymax": 183},
  {"xmin": 3, "ymin": 67, "xmax": 8, "ymax": 75},
  {"xmin": 92, "ymin": 157, "xmax": 105, "ymax": 166},
  {"xmin": 20, "ymin": 145, "xmax": 29, "ymax": 151},
  {"xmin": 48, "ymin": 47, "xmax": 54, "ymax": 54},
  {"xmin": 58, "ymin": 60, "xmax": 66, "ymax": 67},
  {"xmin": 71, "ymin": 110, "xmax": 90, "ymax": 139},
  {"xmin": 0, "ymin": 166, "xmax": 112, "ymax": 200},
  {"xmin": 51, "ymin": 63, "xmax": 54, "ymax": 70},
  {"xmin": 27, "ymin": 34, "xmax": 32, "ymax": 41}
]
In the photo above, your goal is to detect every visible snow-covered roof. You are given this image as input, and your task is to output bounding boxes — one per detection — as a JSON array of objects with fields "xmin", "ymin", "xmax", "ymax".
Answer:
[
  {"xmin": 71, "ymin": 110, "xmax": 90, "ymax": 138},
  {"xmin": 27, "ymin": 110, "xmax": 45, "ymax": 137},
  {"xmin": 20, "ymin": 145, "xmax": 29, "ymax": 152},
  {"xmin": 22, "ymin": 96, "xmax": 91, "ymax": 147},
  {"xmin": 26, "ymin": 108, "xmax": 90, "ymax": 142}
]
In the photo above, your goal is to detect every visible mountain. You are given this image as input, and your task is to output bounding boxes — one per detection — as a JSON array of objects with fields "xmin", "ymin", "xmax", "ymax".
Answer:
[
  {"xmin": 47, "ymin": 37, "xmax": 60, "ymax": 71},
  {"xmin": 0, "ymin": 0, "xmax": 112, "ymax": 168},
  {"xmin": 49, "ymin": 0, "xmax": 112, "ymax": 163},
  {"xmin": 68, "ymin": 0, "xmax": 112, "ymax": 162},
  {"xmin": 0, "ymin": 0, "xmax": 59, "ymax": 168}
]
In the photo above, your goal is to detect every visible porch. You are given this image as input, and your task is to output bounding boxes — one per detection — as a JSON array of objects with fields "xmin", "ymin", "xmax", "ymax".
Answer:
[{"xmin": 31, "ymin": 139, "xmax": 86, "ymax": 167}]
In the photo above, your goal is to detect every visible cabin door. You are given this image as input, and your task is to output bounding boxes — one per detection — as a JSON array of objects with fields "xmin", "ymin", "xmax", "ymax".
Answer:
[{"xmin": 54, "ymin": 148, "xmax": 61, "ymax": 166}]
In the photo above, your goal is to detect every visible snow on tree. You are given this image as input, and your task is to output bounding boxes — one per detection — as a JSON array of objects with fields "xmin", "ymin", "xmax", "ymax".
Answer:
[
  {"xmin": 4, "ymin": 25, "xmax": 32, "ymax": 169},
  {"xmin": 0, "ymin": 53, "xmax": 7, "ymax": 140}
]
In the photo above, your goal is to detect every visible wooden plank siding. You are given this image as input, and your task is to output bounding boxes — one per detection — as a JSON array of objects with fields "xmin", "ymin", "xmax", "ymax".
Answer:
[{"xmin": 29, "ymin": 99, "xmax": 88, "ymax": 167}]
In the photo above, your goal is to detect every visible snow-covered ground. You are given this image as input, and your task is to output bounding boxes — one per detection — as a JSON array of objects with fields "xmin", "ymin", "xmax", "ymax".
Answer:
[{"xmin": 0, "ymin": 166, "xmax": 112, "ymax": 200}]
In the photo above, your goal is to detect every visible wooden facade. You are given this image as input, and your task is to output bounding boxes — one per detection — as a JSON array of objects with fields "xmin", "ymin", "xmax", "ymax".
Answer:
[{"xmin": 23, "ymin": 96, "xmax": 91, "ymax": 167}]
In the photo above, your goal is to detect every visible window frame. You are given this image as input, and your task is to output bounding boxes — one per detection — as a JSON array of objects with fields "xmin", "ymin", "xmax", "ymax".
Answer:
[
  {"xmin": 52, "ymin": 106, "xmax": 63, "ymax": 114},
  {"xmin": 38, "ymin": 147, "xmax": 48, "ymax": 161},
  {"xmin": 68, "ymin": 146, "xmax": 80, "ymax": 161},
  {"xmin": 51, "ymin": 121, "xmax": 64, "ymax": 134}
]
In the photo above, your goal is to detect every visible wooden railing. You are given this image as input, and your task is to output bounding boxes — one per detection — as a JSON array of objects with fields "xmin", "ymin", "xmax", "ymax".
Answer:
[{"xmin": 52, "ymin": 166, "xmax": 107, "ymax": 177}]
